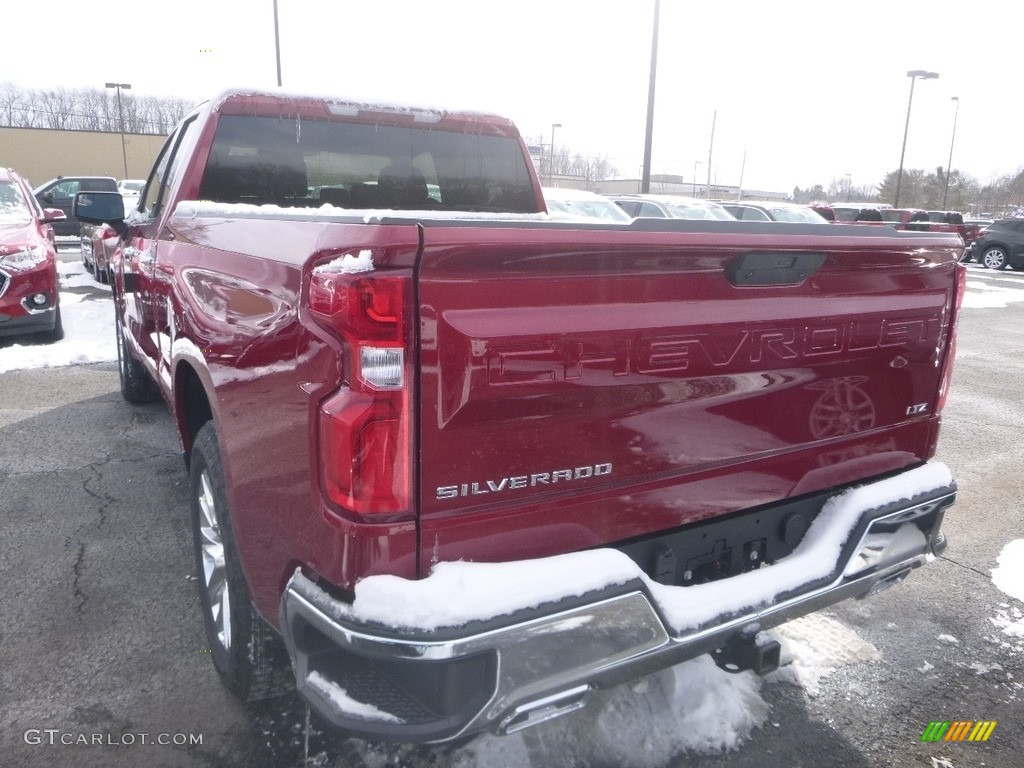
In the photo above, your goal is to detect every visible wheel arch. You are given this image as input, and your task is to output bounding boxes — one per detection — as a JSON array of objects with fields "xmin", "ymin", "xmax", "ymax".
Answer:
[{"xmin": 174, "ymin": 359, "xmax": 215, "ymax": 470}]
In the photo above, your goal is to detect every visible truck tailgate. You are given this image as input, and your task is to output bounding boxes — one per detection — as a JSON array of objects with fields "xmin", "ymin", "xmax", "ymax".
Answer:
[{"xmin": 415, "ymin": 221, "xmax": 961, "ymax": 573}]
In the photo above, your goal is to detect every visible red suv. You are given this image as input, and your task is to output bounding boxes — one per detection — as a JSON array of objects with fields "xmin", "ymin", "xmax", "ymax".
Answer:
[{"xmin": 0, "ymin": 168, "xmax": 65, "ymax": 342}]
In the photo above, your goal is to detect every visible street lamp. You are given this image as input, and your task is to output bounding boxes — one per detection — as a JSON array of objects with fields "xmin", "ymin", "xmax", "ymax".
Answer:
[
  {"xmin": 692, "ymin": 160, "xmax": 703, "ymax": 197},
  {"xmin": 548, "ymin": 123, "xmax": 562, "ymax": 185},
  {"xmin": 105, "ymin": 82, "xmax": 131, "ymax": 179},
  {"xmin": 942, "ymin": 96, "xmax": 960, "ymax": 210},
  {"xmin": 894, "ymin": 69, "xmax": 939, "ymax": 208}
]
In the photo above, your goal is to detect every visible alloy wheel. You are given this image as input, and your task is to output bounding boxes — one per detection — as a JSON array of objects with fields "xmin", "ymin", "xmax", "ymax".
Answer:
[{"xmin": 197, "ymin": 470, "xmax": 232, "ymax": 651}]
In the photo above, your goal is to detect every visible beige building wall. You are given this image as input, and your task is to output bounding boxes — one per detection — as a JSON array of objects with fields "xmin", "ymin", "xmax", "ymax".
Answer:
[{"xmin": 0, "ymin": 127, "xmax": 166, "ymax": 187}]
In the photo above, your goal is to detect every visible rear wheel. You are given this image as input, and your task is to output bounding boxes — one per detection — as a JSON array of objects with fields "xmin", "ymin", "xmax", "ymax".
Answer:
[
  {"xmin": 190, "ymin": 421, "xmax": 293, "ymax": 701},
  {"xmin": 981, "ymin": 246, "xmax": 1009, "ymax": 270},
  {"xmin": 114, "ymin": 308, "xmax": 159, "ymax": 403}
]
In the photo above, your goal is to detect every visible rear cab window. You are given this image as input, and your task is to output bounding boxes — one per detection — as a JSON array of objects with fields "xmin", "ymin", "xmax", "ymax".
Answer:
[{"xmin": 197, "ymin": 113, "xmax": 540, "ymax": 213}]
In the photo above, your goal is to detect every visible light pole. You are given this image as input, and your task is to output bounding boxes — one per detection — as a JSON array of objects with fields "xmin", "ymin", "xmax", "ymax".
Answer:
[
  {"xmin": 894, "ymin": 69, "xmax": 939, "ymax": 208},
  {"xmin": 548, "ymin": 123, "xmax": 561, "ymax": 185},
  {"xmin": 942, "ymin": 96, "xmax": 960, "ymax": 210},
  {"xmin": 105, "ymin": 82, "xmax": 131, "ymax": 179},
  {"xmin": 272, "ymin": 0, "xmax": 283, "ymax": 86},
  {"xmin": 640, "ymin": 0, "xmax": 660, "ymax": 194},
  {"xmin": 692, "ymin": 160, "xmax": 702, "ymax": 197}
]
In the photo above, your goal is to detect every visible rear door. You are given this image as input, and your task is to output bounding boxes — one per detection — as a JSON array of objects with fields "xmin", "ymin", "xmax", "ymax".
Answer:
[
  {"xmin": 119, "ymin": 117, "xmax": 199, "ymax": 385},
  {"xmin": 415, "ymin": 220, "xmax": 962, "ymax": 572}
]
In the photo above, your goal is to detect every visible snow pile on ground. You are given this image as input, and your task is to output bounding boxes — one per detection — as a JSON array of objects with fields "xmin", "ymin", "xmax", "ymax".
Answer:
[
  {"xmin": 990, "ymin": 606, "xmax": 1024, "ymax": 642},
  {"xmin": 990, "ymin": 540, "xmax": 1024, "ymax": 642},
  {"xmin": 450, "ymin": 656, "xmax": 769, "ymax": 767},
  {"xmin": 440, "ymin": 614, "xmax": 880, "ymax": 767},
  {"xmin": 962, "ymin": 272, "xmax": 1024, "ymax": 309},
  {"xmin": 0, "ymin": 262, "xmax": 117, "ymax": 373},
  {"xmin": 992, "ymin": 539, "xmax": 1024, "ymax": 602},
  {"xmin": 767, "ymin": 613, "xmax": 881, "ymax": 695}
]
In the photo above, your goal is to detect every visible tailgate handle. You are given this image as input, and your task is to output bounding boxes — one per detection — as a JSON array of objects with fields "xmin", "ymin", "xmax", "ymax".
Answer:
[{"xmin": 726, "ymin": 251, "xmax": 825, "ymax": 286}]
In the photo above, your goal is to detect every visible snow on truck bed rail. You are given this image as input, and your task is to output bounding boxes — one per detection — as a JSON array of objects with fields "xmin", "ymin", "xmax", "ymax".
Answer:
[
  {"xmin": 173, "ymin": 200, "xmax": 551, "ymax": 224},
  {"xmin": 297, "ymin": 462, "xmax": 953, "ymax": 634}
]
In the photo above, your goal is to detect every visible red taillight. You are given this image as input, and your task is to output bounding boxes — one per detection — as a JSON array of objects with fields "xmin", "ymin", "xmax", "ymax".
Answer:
[
  {"xmin": 309, "ymin": 258, "xmax": 412, "ymax": 516},
  {"xmin": 319, "ymin": 389, "xmax": 410, "ymax": 515},
  {"xmin": 936, "ymin": 263, "xmax": 967, "ymax": 414}
]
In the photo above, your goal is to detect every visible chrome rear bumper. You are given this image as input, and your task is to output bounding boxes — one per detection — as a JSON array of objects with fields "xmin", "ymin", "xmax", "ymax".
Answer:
[{"xmin": 280, "ymin": 481, "xmax": 954, "ymax": 743}]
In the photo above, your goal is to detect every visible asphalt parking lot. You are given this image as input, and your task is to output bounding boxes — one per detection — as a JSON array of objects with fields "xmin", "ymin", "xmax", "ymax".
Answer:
[{"xmin": 1, "ymin": 256, "xmax": 1022, "ymax": 768}]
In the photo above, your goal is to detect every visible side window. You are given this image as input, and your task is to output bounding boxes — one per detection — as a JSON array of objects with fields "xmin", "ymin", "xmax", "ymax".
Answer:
[
  {"xmin": 639, "ymin": 202, "xmax": 667, "ymax": 218},
  {"xmin": 49, "ymin": 180, "xmax": 80, "ymax": 200},
  {"xmin": 614, "ymin": 201, "xmax": 640, "ymax": 216},
  {"xmin": 139, "ymin": 116, "xmax": 198, "ymax": 219}
]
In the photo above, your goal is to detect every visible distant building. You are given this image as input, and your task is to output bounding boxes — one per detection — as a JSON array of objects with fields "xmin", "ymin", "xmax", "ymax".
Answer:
[{"xmin": 547, "ymin": 173, "xmax": 788, "ymax": 201}]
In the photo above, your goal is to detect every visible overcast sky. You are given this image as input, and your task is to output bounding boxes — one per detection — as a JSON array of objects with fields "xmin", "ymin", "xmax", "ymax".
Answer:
[{"xmin": 7, "ymin": 0, "xmax": 1023, "ymax": 195}]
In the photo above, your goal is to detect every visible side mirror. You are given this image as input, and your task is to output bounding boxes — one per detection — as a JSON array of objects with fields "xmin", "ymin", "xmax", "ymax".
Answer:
[
  {"xmin": 42, "ymin": 208, "xmax": 67, "ymax": 223},
  {"xmin": 73, "ymin": 191, "xmax": 126, "ymax": 235}
]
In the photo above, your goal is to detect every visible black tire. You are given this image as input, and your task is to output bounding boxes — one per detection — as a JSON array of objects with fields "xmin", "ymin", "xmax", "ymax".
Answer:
[
  {"xmin": 38, "ymin": 304, "xmax": 64, "ymax": 343},
  {"xmin": 189, "ymin": 421, "xmax": 293, "ymax": 701},
  {"xmin": 980, "ymin": 246, "xmax": 1009, "ymax": 270},
  {"xmin": 114, "ymin": 307, "xmax": 159, "ymax": 403}
]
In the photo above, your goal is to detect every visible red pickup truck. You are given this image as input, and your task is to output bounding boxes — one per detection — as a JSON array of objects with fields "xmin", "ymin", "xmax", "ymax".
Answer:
[{"xmin": 75, "ymin": 89, "xmax": 964, "ymax": 744}]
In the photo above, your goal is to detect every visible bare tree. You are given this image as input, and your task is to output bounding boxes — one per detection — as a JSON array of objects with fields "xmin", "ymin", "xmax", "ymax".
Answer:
[
  {"xmin": 76, "ymin": 89, "xmax": 107, "ymax": 131},
  {"xmin": 37, "ymin": 88, "xmax": 78, "ymax": 129},
  {"xmin": 0, "ymin": 82, "xmax": 22, "ymax": 125},
  {"xmin": 0, "ymin": 82, "xmax": 196, "ymax": 134}
]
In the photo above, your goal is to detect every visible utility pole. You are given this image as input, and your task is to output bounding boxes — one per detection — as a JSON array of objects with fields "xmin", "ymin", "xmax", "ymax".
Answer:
[
  {"xmin": 640, "ymin": 0, "xmax": 659, "ymax": 194},
  {"xmin": 273, "ymin": 0, "xmax": 283, "ymax": 86},
  {"xmin": 706, "ymin": 110, "xmax": 716, "ymax": 199},
  {"xmin": 105, "ymin": 82, "xmax": 131, "ymax": 178},
  {"xmin": 942, "ymin": 96, "xmax": 960, "ymax": 210}
]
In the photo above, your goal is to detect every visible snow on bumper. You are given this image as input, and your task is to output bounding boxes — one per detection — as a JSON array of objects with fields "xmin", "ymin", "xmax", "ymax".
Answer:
[{"xmin": 279, "ymin": 462, "xmax": 955, "ymax": 743}]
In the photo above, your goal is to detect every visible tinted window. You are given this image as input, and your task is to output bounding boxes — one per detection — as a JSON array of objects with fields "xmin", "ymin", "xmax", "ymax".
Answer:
[
  {"xmin": 638, "ymin": 202, "xmax": 667, "ymax": 218},
  {"xmin": 46, "ymin": 180, "xmax": 80, "ymax": 199},
  {"xmin": 199, "ymin": 115, "xmax": 539, "ymax": 213},
  {"xmin": 738, "ymin": 206, "xmax": 771, "ymax": 221},
  {"xmin": 766, "ymin": 205, "xmax": 827, "ymax": 224},
  {"xmin": 614, "ymin": 200, "xmax": 642, "ymax": 216}
]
